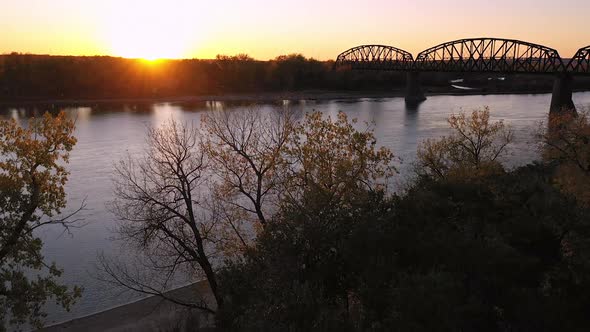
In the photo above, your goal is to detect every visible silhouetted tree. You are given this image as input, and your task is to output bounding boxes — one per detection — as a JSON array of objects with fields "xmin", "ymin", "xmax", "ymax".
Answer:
[
  {"xmin": 202, "ymin": 108, "xmax": 296, "ymax": 227},
  {"xmin": 100, "ymin": 120, "xmax": 221, "ymax": 313}
]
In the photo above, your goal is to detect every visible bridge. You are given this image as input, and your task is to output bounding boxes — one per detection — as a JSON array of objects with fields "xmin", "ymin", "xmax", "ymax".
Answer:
[{"xmin": 335, "ymin": 38, "xmax": 588, "ymax": 113}]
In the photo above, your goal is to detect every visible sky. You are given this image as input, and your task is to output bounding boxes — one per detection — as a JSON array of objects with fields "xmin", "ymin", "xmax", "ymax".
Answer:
[{"xmin": 0, "ymin": 0, "xmax": 588, "ymax": 60}]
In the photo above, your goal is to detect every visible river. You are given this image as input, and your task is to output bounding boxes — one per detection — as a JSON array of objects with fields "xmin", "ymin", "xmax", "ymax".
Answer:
[{"xmin": 3, "ymin": 92, "xmax": 590, "ymax": 327}]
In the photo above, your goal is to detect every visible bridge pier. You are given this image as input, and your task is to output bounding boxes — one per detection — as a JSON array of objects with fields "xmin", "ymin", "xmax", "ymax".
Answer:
[
  {"xmin": 405, "ymin": 71, "xmax": 426, "ymax": 108},
  {"xmin": 550, "ymin": 74, "xmax": 576, "ymax": 114}
]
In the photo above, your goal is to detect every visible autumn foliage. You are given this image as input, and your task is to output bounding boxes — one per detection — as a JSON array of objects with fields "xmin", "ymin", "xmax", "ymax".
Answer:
[
  {"xmin": 539, "ymin": 110, "xmax": 590, "ymax": 206},
  {"xmin": 284, "ymin": 111, "xmax": 395, "ymax": 209},
  {"xmin": 417, "ymin": 107, "xmax": 513, "ymax": 181},
  {"xmin": 0, "ymin": 112, "xmax": 81, "ymax": 330}
]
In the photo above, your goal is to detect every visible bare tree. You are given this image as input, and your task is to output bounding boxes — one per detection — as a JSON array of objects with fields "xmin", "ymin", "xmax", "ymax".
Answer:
[
  {"xmin": 202, "ymin": 108, "xmax": 297, "ymax": 226},
  {"xmin": 100, "ymin": 119, "xmax": 222, "ymax": 313}
]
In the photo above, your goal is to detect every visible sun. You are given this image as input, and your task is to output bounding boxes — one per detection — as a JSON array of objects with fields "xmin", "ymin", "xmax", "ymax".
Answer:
[
  {"xmin": 101, "ymin": 2, "xmax": 197, "ymax": 60},
  {"xmin": 111, "ymin": 32, "xmax": 188, "ymax": 60}
]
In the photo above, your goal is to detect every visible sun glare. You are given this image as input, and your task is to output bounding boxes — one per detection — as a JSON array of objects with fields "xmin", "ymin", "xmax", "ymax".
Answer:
[{"xmin": 102, "ymin": 1, "xmax": 197, "ymax": 60}]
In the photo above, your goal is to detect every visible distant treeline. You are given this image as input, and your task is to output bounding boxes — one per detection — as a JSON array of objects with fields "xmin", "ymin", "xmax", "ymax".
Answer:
[
  {"xmin": 0, "ymin": 53, "xmax": 406, "ymax": 100},
  {"xmin": 0, "ymin": 53, "xmax": 588, "ymax": 101}
]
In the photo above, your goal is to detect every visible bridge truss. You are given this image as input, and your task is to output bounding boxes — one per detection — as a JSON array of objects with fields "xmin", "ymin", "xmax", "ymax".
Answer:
[
  {"xmin": 336, "ymin": 38, "xmax": 567, "ymax": 75},
  {"xmin": 414, "ymin": 38, "xmax": 564, "ymax": 73},
  {"xmin": 567, "ymin": 45, "xmax": 590, "ymax": 75},
  {"xmin": 335, "ymin": 45, "xmax": 414, "ymax": 71}
]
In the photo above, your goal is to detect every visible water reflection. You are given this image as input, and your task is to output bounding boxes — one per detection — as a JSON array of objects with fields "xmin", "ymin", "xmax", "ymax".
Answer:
[{"xmin": 405, "ymin": 99, "xmax": 424, "ymax": 112}]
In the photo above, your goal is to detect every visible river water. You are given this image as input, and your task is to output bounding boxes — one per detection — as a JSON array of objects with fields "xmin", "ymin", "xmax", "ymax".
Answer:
[{"xmin": 3, "ymin": 92, "xmax": 590, "ymax": 327}]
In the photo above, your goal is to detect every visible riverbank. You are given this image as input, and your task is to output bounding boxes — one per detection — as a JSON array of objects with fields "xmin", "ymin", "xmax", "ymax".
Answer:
[
  {"xmin": 2, "ymin": 88, "xmax": 588, "ymax": 107},
  {"xmin": 38, "ymin": 281, "xmax": 215, "ymax": 332}
]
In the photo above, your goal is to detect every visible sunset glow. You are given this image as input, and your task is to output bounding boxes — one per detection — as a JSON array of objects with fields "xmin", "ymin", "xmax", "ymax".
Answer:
[
  {"xmin": 101, "ymin": 1, "xmax": 198, "ymax": 59},
  {"xmin": 0, "ymin": 0, "xmax": 589, "ymax": 59}
]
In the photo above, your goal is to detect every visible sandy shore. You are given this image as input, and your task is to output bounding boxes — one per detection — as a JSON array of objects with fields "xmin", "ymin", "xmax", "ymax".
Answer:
[{"xmin": 38, "ymin": 281, "xmax": 216, "ymax": 332}]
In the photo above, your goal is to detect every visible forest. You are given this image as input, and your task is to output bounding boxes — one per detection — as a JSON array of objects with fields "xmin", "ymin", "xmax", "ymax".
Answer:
[{"xmin": 1, "ymin": 53, "xmax": 587, "ymax": 101}]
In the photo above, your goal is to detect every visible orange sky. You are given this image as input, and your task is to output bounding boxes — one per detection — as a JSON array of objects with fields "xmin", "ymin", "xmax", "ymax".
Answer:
[{"xmin": 0, "ymin": 0, "xmax": 588, "ymax": 60}]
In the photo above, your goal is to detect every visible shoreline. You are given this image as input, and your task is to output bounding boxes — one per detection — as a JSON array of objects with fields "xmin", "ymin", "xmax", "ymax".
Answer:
[
  {"xmin": 38, "ymin": 281, "xmax": 215, "ymax": 332},
  {"xmin": 2, "ymin": 89, "xmax": 590, "ymax": 107}
]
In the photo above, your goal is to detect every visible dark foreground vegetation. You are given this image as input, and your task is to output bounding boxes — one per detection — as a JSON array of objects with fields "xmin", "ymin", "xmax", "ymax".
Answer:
[
  {"xmin": 2, "ymin": 53, "xmax": 590, "ymax": 101},
  {"xmin": 219, "ymin": 162, "xmax": 590, "ymax": 331},
  {"xmin": 1, "ymin": 105, "xmax": 590, "ymax": 331},
  {"xmin": 215, "ymin": 110, "xmax": 590, "ymax": 331}
]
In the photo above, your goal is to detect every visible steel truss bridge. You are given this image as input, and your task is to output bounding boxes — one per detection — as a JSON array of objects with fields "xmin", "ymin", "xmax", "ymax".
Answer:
[
  {"xmin": 335, "ymin": 38, "xmax": 590, "ymax": 112},
  {"xmin": 567, "ymin": 45, "xmax": 590, "ymax": 74}
]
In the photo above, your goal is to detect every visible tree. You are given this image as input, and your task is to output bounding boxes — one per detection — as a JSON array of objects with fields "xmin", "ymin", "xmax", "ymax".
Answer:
[
  {"xmin": 102, "ymin": 108, "xmax": 395, "ymax": 321},
  {"xmin": 216, "ymin": 108, "xmax": 590, "ymax": 331},
  {"xmin": 101, "ymin": 120, "xmax": 221, "ymax": 314},
  {"xmin": 202, "ymin": 109, "xmax": 394, "ymax": 231},
  {"xmin": 216, "ymin": 111, "xmax": 396, "ymax": 331},
  {"xmin": 285, "ymin": 111, "xmax": 395, "ymax": 209},
  {"xmin": 202, "ymin": 108, "xmax": 296, "ymax": 226},
  {"xmin": 354, "ymin": 163, "xmax": 590, "ymax": 332},
  {"xmin": 219, "ymin": 161, "xmax": 590, "ymax": 332},
  {"xmin": 539, "ymin": 110, "xmax": 590, "ymax": 206},
  {"xmin": 417, "ymin": 107, "xmax": 513, "ymax": 181},
  {"xmin": 0, "ymin": 111, "xmax": 81, "ymax": 331},
  {"xmin": 217, "ymin": 191, "xmax": 392, "ymax": 332}
]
